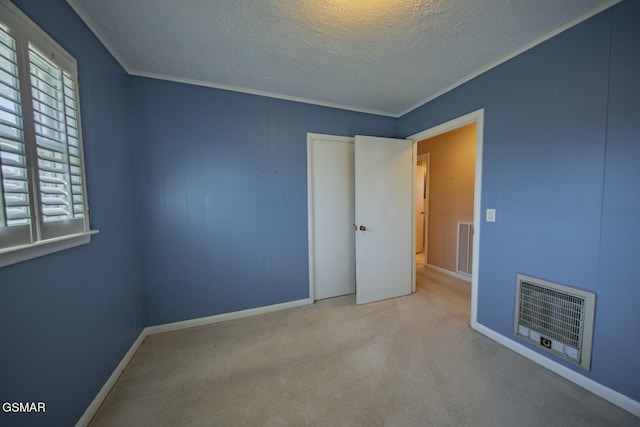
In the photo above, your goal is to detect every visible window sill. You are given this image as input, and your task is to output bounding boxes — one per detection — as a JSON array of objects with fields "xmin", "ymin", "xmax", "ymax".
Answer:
[{"xmin": 0, "ymin": 230, "xmax": 100, "ymax": 268}]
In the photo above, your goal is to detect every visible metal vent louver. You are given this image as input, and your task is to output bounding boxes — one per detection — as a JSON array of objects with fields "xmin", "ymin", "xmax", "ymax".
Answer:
[
  {"xmin": 456, "ymin": 222, "xmax": 473, "ymax": 276},
  {"xmin": 515, "ymin": 274, "xmax": 596, "ymax": 371}
]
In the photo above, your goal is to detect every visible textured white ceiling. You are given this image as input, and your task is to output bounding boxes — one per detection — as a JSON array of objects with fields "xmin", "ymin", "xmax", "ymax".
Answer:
[{"xmin": 66, "ymin": 0, "xmax": 619, "ymax": 116}]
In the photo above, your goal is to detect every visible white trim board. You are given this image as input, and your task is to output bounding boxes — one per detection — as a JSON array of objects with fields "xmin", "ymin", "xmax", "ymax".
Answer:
[
  {"xmin": 129, "ymin": 71, "xmax": 397, "ymax": 118},
  {"xmin": 408, "ymin": 108, "xmax": 483, "ymax": 326},
  {"xmin": 426, "ymin": 264, "xmax": 471, "ymax": 283},
  {"xmin": 307, "ymin": 133, "xmax": 355, "ymax": 302},
  {"xmin": 410, "ymin": 142, "xmax": 417, "ymax": 294},
  {"xmin": 146, "ymin": 298, "xmax": 312, "ymax": 335},
  {"xmin": 397, "ymin": 0, "xmax": 623, "ymax": 117},
  {"xmin": 66, "ymin": 2, "xmax": 394, "ymax": 117},
  {"xmin": 75, "ymin": 297, "xmax": 312, "ymax": 426},
  {"xmin": 75, "ymin": 297, "xmax": 640, "ymax": 425},
  {"xmin": 416, "ymin": 153, "xmax": 430, "ymax": 275},
  {"xmin": 75, "ymin": 329, "xmax": 148, "ymax": 427},
  {"xmin": 65, "ymin": 0, "xmax": 133, "ymax": 74},
  {"xmin": 67, "ymin": 0, "xmax": 393, "ymax": 117},
  {"xmin": 471, "ymin": 321, "xmax": 640, "ymax": 418},
  {"xmin": 0, "ymin": 230, "xmax": 99, "ymax": 268},
  {"xmin": 70, "ymin": 1, "xmax": 623, "ymax": 118}
]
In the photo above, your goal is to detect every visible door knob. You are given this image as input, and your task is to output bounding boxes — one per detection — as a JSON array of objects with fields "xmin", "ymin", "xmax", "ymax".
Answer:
[{"xmin": 359, "ymin": 225, "xmax": 367, "ymax": 231}]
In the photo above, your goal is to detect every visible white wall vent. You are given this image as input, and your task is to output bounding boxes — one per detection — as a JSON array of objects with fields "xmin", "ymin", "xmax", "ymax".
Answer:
[
  {"xmin": 456, "ymin": 222, "xmax": 473, "ymax": 276},
  {"xmin": 514, "ymin": 274, "xmax": 596, "ymax": 371}
]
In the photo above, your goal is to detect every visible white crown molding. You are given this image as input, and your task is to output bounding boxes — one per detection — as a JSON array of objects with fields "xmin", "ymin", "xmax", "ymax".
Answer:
[
  {"xmin": 66, "ymin": 0, "xmax": 392, "ymax": 117},
  {"xmin": 127, "ymin": 69, "xmax": 397, "ymax": 117},
  {"xmin": 64, "ymin": 0, "xmax": 396, "ymax": 116},
  {"xmin": 66, "ymin": 0, "xmax": 622, "ymax": 119},
  {"xmin": 65, "ymin": 0, "xmax": 133, "ymax": 73},
  {"xmin": 63, "ymin": 0, "xmax": 394, "ymax": 116},
  {"xmin": 65, "ymin": 0, "xmax": 621, "ymax": 118},
  {"xmin": 398, "ymin": 0, "xmax": 623, "ymax": 117}
]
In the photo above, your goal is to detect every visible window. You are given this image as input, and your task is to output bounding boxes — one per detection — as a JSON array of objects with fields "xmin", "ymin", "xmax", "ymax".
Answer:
[{"xmin": 0, "ymin": 0, "xmax": 95, "ymax": 267}]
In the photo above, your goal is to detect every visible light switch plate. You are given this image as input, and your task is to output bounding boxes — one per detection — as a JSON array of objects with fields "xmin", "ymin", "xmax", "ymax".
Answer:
[{"xmin": 486, "ymin": 209, "xmax": 496, "ymax": 222}]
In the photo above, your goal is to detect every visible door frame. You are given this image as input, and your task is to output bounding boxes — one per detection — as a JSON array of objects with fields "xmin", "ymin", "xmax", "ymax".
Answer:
[
  {"xmin": 307, "ymin": 133, "xmax": 355, "ymax": 301},
  {"xmin": 407, "ymin": 109, "xmax": 483, "ymax": 325},
  {"xmin": 416, "ymin": 153, "xmax": 430, "ymax": 264}
]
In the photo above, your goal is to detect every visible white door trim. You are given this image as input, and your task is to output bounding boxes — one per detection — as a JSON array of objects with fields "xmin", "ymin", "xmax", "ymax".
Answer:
[
  {"xmin": 411, "ymin": 143, "xmax": 417, "ymax": 293},
  {"xmin": 307, "ymin": 133, "xmax": 355, "ymax": 301},
  {"xmin": 407, "ymin": 109, "xmax": 484, "ymax": 325},
  {"xmin": 417, "ymin": 153, "xmax": 430, "ymax": 266}
]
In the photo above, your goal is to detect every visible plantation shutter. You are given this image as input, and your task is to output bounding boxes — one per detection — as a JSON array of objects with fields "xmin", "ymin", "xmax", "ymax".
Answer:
[
  {"xmin": 0, "ymin": 1, "xmax": 93, "ymax": 264},
  {"xmin": 0, "ymin": 20, "xmax": 32, "ymax": 249},
  {"xmin": 27, "ymin": 39, "xmax": 87, "ymax": 239}
]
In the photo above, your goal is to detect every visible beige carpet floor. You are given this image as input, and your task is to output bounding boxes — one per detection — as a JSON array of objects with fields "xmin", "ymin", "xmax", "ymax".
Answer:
[{"xmin": 89, "ymin": 267, "xmax": 639, "ymax": 426}]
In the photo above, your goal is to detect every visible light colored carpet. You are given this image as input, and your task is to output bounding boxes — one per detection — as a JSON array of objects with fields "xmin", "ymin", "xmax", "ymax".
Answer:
[{"xmin": 90, "ymin": 267, "xmax": 639, "ymax": 426}]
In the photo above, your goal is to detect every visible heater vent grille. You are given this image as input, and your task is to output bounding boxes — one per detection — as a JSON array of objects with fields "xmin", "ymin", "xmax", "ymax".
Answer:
[{"xmin": 514, "ymin": 274, "xmax": 596, "ymax": 371}]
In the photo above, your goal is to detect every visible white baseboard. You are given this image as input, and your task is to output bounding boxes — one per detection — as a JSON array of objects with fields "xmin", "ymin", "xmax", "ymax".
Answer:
[
  {"xmin": 426, "ymin": 264, "xmax": 472, "ymax": 283},
  {"xmin": 471, "ymin": 321, "xmax": 640, "ymax": 418},
  {"xmin": 146, "ymin": 298, "xmax": 313, "ymax": 335},
  {"xmin": 75, "ymin": 329, "xmax": 148, "ymax": 427},
  {"xmin": 76, "ymin": 297, "xmax": 313, "ymax": 426},
  {"xmin": 79, "ymin": 300, "xmax": 639, "ymax": 423}
]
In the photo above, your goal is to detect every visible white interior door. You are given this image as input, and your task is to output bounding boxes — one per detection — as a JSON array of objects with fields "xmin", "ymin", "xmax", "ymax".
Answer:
[
  {"xmin": 416, "ymin": 161, "xmax": 426, "ymax": 253},
  {"xmin": 308, "ymin": 135, "xmax": 355, "ymax": 300},
  {"xmin": 355, "ymin": 135, "xmax": 413, "ymax": 304}
]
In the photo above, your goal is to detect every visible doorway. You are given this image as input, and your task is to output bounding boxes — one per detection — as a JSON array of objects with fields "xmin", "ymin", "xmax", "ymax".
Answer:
[
  {"xmin": 414, "ymin": 123, "xmax": 476, "ymax": 282},
  {"xmin": 308, "ymin": 133, "xmax": 412, "ymax": 304},
  {"xmin": 308, "ymin": 108, "xmax": 483, "ymax": 326},
  {"xmin": 307, "ymin": 134, "xmax": 355, "ymax": 301},
  {"xmin": 408, "ymin": 109, "xmax": 483, "ymax": 325},
  {"xmin": 415, "ymin": 153, "xmax": 429, "ymax": 266}
]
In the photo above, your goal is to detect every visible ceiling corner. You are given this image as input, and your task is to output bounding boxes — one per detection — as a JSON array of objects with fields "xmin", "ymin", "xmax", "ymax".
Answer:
[{"xmin": 65, "ymin": 0, "xmax": 133, "ymax": 74}]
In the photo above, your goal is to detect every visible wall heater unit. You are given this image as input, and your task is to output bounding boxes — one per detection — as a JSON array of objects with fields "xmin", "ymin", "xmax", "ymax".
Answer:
[
  {"xmin": 514, "ymin": 274, "xmax": 596, "ymax": 371},
  {"xmin": 456, "ymin": 222, "xmax": 473, "ymax": 276}
]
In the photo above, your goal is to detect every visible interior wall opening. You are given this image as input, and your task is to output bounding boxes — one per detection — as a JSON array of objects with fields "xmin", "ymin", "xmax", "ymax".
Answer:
[
  {"xmin": 415, "ymin": 123, "xmax": 476, "ymax": 283},
  {"xmin": 408, "ymin": 109, "xmax": 484, "ymax": 326}
]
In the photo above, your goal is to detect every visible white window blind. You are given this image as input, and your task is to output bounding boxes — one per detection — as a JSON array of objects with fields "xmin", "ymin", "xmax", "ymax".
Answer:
[
  {"xmin": 0, "ymin": 0, "xmax": 91, "ymax": 257},
  {"xmin": 28, "ymin": 42, "xmax": 87, "ymax": 239},
  {"xmin": 0, "ymin": 18, "xmax": 31, "ymax": 248}
]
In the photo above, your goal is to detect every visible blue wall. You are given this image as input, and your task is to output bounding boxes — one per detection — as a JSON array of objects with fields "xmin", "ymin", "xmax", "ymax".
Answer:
[
  {"xmin": 2, "ymin": 0, "xmax": 639, "ymax": 425},
  {"xmin": 398, "ymin": 0, "xmax": 640, "ymax": 402},
  {"xmin": 594, "ymin": 0, "xmax": 640, "ymax": 401},
  {"xmin": 0, "ymin": 1, "xmax": 145, "ymax": 426},
  {"xmin": 129, "ymin": 77, "xmax": 396, "ymax": 325}
]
